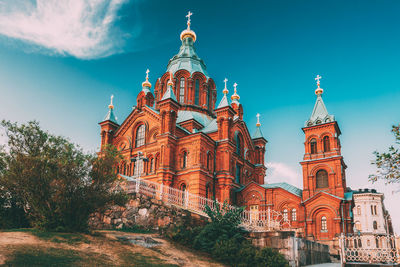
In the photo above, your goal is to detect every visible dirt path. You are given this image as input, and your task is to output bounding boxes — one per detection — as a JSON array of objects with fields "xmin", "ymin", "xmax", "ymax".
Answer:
[{"xmin": 0, "ymin": 231, "xmax": 224, "ymax": 267}]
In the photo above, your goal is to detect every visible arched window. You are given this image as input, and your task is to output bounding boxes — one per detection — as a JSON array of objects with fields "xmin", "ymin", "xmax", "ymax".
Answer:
[
  {"xmin": 235, "ymin": 164, "xmax": 241, "ymax": 184},
  {"xmin": 355, "ymin": 221, "xmax": 361, "ymax": 231},
  {"xmin": 292, "ymin": 209, "xmax": 297, "ymax": 221},
  {"xmin": 195, "ymin": 79, "xmax": 200, "ymax": 105},
  {"xmin": 357, "ymin": 205, "xmax": 361, "ymax": 215},
  {"xmin": 321, "ymin": 216, "xmax": 327, "ymax": 232},
  {"xmin": 373, "ymin": 221, "xmax": 378, "ymax": 230},
  {"xmin": 207, "ymin": 152, "xmax": 212, "ymax": 170},
  {"xmin": 206, "ymin": 86, "xmax": 209, "ymax": 107},
  {"xmin": 374, "ymin": 205, "xmax": 377, "ymax": 215},
  {"xmin": 155, "ymin": 154, "xmax": 159, "ymax": 170},
  {"xmin": 179, "ymin": 77, "xmax": 185, "ymax": 103},
  {"xmin": 133, "ymin": 158, "xmax": 143, "ymax": 177},
  {"xmin": 135, "ymin": 124, "xmax": 146, "ymax": 147},
  {"xmin": 316, "ymin": 170, "xmax": 329, "ymax": 188},
  {"xmin": 149, "ymin": 158, "xmax": 154, "ymax": 173},
  {"xmin": 236, "ymin": 134, "xmax": 242, "ymax": 155},
  {"xmin": 310, "ymin": 139, "xmax": 317, "ymax": 154},
  {"xmin": 182, "ymin": 151, "xmax": 187, "ymax": 169},
  {"xmin": 323, "ymin": 136, "xmax": 330, "ymax": 152},
  {"xmin": 283, "ymin": 209, "xmax": 288, "ymax": 221}
]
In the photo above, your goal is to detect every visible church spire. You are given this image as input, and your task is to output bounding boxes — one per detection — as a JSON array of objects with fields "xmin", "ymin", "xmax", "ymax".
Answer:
[
  {"xmin": 142, "ymin": 69, "xmax": 151, "ymax": 93},
  {"xmin": 253, "ymin": 113, "xmax": 264, "ymax": 139},
  {"xmin": 217, "ymin": 78, "xmax": 230, "ymax": 108},
  {"xmin": 305, "ymin": 75, "xmax": 335, "ymax": 127},
  {"xmin": 103, "ymin": 94, "xmax": 118, "ymax": 124},
  {"xmin": 161, "ymin": 72, "xmax": 177, "ymax": 102}
]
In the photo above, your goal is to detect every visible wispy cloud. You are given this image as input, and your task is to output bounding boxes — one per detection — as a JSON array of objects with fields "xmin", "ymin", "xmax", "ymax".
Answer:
[
  {"xmin": 265, "ymin": 161, "xmax": 302, "ymax": 187},
  {"xmin": 0, "ymin": 0, "xmax": 134, "ymax": 59}
]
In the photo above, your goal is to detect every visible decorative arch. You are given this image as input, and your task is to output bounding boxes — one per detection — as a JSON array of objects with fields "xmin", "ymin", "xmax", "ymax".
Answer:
[
  {"xmin": 234, "ymin": 130, "xmax": 244, "ymax": 157},
  {"xmin": 148, "ymin": 127, "xmax": 159, "ymax": 143},
  {"xmin": 309, "ymin": 204, "xmax": 339, "ymax": 219},
  {"xmin": 310, "ymin": 164, "xmax": 335, "ymax": 176}
]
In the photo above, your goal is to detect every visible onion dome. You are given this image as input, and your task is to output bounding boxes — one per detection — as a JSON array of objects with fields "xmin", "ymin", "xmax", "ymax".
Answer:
[
  {"xmin": 180, "ymin": 11, "xmax": 197, "ymax": 42},
  {"xmin": 142, "ymin": 69, "xmax": 151, "ymax": 93},
  {"xmin": 305, "ymin": 75, "xmax": 335, "ymax": 127},
  {"xmin": 167, "ymin": 11, "xmax": 208, "ymax": 77},
  {"xmin": 231, "ymin": 82, "xmax": 240, "ymax": 104},
  {"xmin": 253, "ymin": 113, "xmax": 264, "ymax": 139},
  {"xmin": 217, "ymin": 78, "xmax": 230, "ymax": 108},
  {"xmin": 103, "ymin": 95, "xmax": 118, "ymax": 124}
]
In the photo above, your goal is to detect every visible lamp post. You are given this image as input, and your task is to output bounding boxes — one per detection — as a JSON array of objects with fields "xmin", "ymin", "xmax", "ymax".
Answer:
[{"xmin": 131, "ymin": 151, "xmax": 148, "ymax": 193}]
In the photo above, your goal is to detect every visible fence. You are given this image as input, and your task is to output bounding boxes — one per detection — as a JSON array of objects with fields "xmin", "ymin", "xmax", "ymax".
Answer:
[
  {"xmin": 120, "ymin": 175, "xmax": 290, "ymax": 231},
  {"xmin": 339, "ymin": 233, "xmax": 400, "ymax": 264}
]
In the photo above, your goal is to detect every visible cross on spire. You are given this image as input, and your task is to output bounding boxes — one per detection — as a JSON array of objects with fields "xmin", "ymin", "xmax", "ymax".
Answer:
[
  {"xmin": 223, "ymin": 78, "xmax": 228, "ymax": 94},
  {"xmin": 186, "ymin": 11, "xmax": 193, "ymax": 24},
  {"xmin": 145, "ymin": 69, "xmax": 150, "ymax": 80},
  {"xmin": 315, "ymin": 75, "xmax": 322, "ymax": 87},
  {"xmin": 233, "ymin": 82, "xmax": 238, "ymax": 93},
  {"xmin": 256, "ymin": 113, "xmax": 261, "ymax": 126}
]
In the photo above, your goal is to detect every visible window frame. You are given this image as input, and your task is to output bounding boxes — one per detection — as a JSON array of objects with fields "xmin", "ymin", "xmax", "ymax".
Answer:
[{"xmin": 135, "ymin": 124, "xmax": 146, "ymax": 148}]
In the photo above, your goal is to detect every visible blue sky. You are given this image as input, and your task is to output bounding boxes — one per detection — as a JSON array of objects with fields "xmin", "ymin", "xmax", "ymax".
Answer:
[{"xmin": 0, "ymin": 0, "xmax": 400, "ymax": 232}]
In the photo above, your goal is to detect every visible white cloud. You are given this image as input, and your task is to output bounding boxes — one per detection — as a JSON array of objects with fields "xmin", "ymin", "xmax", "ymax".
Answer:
[
  {"xmin": 265, "ymin": 161, "xmax": 302, "ymax": 187},
  {"xmin": 0, "ymin": 0, "xmax": 133, "ymax": 59}
]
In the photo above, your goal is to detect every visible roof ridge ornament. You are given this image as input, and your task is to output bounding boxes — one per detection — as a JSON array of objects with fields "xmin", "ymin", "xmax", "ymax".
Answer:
[
  {"xmin": 223, "ymin": 78, "xmax": 228, "ymax": 95},
  {"xmin": 142, "ymin": 69, "xmax": 152, "ymax": 89},
  {"xmin": 108, "ymin": 94, "xmax": 114, "ymax": 109},
  {"xmin": 168, "ymin": 72, "xmax": 174, "ymax": 86},
  {"xmin": 180, "ymin": 11, "xmax": 197, "ymax": 42},
  {"xmin": 315, "ymin": 74, "xmax": 323, "ymax": 95},
  {"xmin": 231, "ymin": 82, "xmax": 240, "ymax": 102},
  {"xmin": 256, "ymin": 113, "xmax": 261, "ymax": 127}
]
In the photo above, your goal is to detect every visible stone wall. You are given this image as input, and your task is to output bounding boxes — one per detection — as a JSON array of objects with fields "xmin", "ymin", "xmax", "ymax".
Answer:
[
  {"xmin": 89, "ymin": 193, "xmax": 208, "ymax": 231},
  {"xmin": 249, "ymin": 231, "xmax": 331, "ymax": 267}
]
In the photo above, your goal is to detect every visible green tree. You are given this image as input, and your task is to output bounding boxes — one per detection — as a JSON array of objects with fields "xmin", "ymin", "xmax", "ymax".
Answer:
[
  {"xmin": 0, "ymin": 120, "xmax": 127, "ymax": 231},
  {"xmin": 370, "ymin": 124, "xmax": 400, "ymax": 184}
]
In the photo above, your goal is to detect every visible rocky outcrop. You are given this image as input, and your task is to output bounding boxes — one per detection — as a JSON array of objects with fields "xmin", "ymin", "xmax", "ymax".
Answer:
[{"xmin": 89, "ymin": 193, "xmax": 207, "ymax": 231}]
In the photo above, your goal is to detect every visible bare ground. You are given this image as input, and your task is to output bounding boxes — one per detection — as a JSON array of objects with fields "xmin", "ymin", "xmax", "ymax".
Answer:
[{"xmin": 0, "ymin": 230, "xmax": 224, "ymax": 267}]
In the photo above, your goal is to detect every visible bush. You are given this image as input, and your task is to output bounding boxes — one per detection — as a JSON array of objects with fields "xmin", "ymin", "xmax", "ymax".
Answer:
[{"xmin": 255, "ymin": 247, "xmax": 289, "ymax": 267}]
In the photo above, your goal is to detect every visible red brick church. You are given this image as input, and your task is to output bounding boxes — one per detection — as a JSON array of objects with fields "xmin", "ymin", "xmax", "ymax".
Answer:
[{"xmin": 99, "ymin": 13, "xmax": 353, "ymax": 246}]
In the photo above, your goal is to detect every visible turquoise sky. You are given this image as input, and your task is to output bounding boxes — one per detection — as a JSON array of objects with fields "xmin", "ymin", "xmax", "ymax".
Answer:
[{"xmin": 0, "ymin": 0, "xmax": 400, "ymax": 232}]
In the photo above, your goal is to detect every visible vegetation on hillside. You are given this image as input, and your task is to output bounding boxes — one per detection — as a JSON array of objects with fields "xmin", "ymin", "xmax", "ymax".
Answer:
[
  {"xmin": 370, "ymin": 124, "xmax": 400, "ymax": 185},
  {"xmin": 165, "ymin": 201, "xmax": 289, "ymax": 267},
  {"xmin": 0, "ymin": 120, "xmax": 127, "ymax": 232}
]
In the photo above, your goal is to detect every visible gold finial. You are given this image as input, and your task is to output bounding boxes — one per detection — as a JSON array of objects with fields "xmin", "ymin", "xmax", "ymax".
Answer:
[
  {"xmin": 168, "ymin": 72, "xmax": 174, "ymax": 86},
  {"xmin": 315, "ymin": 75, "xmax": 323, "ymax": 95},
  {"xmin": 108, "ymin": 94, "xmax": 114, "ymax": 109},
  {"xmin": 142, "ymin": 69, "xmax": 152, "ymax": 88},
  {"xmin": 231, "ymin": 82, "xmax": 240, "ymax": 101},
  {"xmin": 180, "ymin": 11, "xmax": 197, "ymax": 42},
  {"xmin": 223, "ymin": 78, "xmax": 228, "ymax": 95},
  {"xmin": 256, "ymin": 113, "xmax": 261, "ymax": 127}
]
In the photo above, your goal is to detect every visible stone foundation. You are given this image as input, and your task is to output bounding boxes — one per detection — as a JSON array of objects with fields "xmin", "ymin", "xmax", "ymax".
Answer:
[{"xmin": 249, "ymin": 231, "xmax": 331, "ymax": 267}]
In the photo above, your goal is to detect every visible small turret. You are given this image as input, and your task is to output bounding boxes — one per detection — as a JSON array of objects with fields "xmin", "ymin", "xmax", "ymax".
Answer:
[
  {"xmin": 230, "ymin": 82, "xmax": 243, "ymax": 120},
  {"xmin": 137, "ymin": 69, "xmax": 155, "ymax": 110},
  {"xmin": 158, "ymin": 72, "xmax": 180, "ymax": 135},
  {"xmin": 215, "ymin": 78, "xmax": 235, "ymax": 140},
  {"xmin": 99, "ymin": 95, "xmax": 119, "ymax": 149}
]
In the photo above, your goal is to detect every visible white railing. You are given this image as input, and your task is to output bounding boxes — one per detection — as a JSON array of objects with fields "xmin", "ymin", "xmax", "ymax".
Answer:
[
  {"xmin": 121, "ymin": 175, "xmax": 290, "ymax": 231},
  {"xmin": 339, "ymin": 234, "xmax": 400, "ymax": 264}
]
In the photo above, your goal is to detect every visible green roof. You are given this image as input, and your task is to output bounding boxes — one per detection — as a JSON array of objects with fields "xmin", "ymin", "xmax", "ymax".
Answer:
[
  {"xmin": 261, "ymin": 182, "xmax": 302, "ymax": 197},
  {"xmin": 103, "ymin": 108, "xmax": 118, "ymax": 124},
  {"xmin": 305, "ymin": 94, "xmax": 335, "ymax": 127},
  {"xmin": 166, "ymin": 37, "xmax": 209, "ymax": 78},
  {"xmin": 161, "ymin": 84, "xmax": 177, "ymax": 102},
  {"xmin": 216, "ymin": 94, "xmax": 230, "ymax": 109},
  {"xmin": 252, "ymin": 126, "xmax": 263, "ymax": 139}
]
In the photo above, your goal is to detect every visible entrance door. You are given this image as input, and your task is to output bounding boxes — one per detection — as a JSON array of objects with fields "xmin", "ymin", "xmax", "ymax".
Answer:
[{"xmin": 250, "ymin": 205, "xmax": 259, "ymax": 223}]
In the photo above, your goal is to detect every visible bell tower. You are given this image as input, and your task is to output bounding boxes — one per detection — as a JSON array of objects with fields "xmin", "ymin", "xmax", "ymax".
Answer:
[{"xmin": 300, "ymin": 75, "xmax": 347, "ymax": 200}]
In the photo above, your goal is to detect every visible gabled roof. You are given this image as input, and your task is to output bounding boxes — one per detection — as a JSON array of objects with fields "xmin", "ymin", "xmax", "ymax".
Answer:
[
  {"xmin": 305, "ymin": 94, "xmax": 335, "ymax": 127},
  {"xmin": 176, "ymin": 110, "xmax": 213, "ymax": 127},
  {"xmin": 261, "ymin": 182, "xmax": 303, "ymax": 197},
  {"xmin": 201, "ymin": 118, "xmax": 218, "ymax": 133},
  {"xmin": 302, "ymin": 190, "xmax": 344, "ymax": 204}
]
